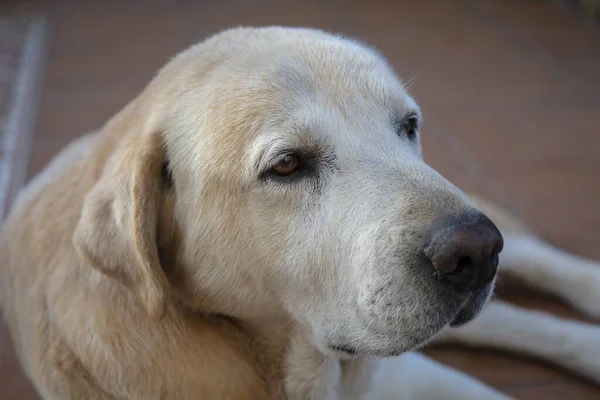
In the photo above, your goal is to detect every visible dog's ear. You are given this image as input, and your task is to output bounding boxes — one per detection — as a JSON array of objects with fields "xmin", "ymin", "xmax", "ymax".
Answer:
[{"xmin": 73, "ymin": 120, "xmax": 171, "ymax": 319}]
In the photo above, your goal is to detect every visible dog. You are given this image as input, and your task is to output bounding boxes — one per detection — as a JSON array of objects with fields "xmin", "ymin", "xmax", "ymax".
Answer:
[{"xmin": 1, "ymin": 26, "xmax": 599, "ymax": 399}]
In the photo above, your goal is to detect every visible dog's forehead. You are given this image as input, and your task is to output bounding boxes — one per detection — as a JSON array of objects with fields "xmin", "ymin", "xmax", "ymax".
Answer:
[
  {"xmin": 201, "ymin": 29, "xmax": 413, "ymax": 116},
  {"xmin": 260, "ymin": 45, "xmax": 419, "ymax": 147},
  {"xmin": 252, "ymin": 41, "xmax": 418, "ymax": 139},
  {"xmin": 169, "ymin": 29, "xmax": 419, "ymax": 177},
  {"xmin": 271, "ymin": 41, "xmax": 411, "ymax": 111}
]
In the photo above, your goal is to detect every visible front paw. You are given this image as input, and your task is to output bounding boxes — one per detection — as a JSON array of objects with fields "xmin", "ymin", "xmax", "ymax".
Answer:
[
  {"xmin": 564, "ymin": 266, "xmax": 600, "ymax": 319},
  {"xmin": 557, "ymin": 322, "xmax": 600, "ymax": 383}
]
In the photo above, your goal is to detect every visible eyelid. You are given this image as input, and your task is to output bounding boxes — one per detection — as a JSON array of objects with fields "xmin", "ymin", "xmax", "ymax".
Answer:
[
  {"xmin": 254, "ymin": 140, "xmax": 295, "ymax": 173},
  {"xmin": 403, "ymin": 112, "xmax": 419, "ymax": 124},
  {"xmin": 259, "ymin": 151, "xmax": 310, "ymax": 182},
  {"xmin": 268, "ymin": 151, "xmax": 296, "ymax": 169}
]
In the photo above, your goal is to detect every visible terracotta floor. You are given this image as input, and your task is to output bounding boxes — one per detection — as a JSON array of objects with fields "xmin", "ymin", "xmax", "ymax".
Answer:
[{"xmin": 1, "ymin": 0, "xmax": 600, "ymax": 398}]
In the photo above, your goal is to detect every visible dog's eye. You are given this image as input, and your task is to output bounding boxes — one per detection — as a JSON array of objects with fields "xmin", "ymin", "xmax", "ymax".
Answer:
[
  {"xmin": 403, "ymin": 117, "xmax": 418, "ymax": 139},
  {"xmin": 271, "ymin": 153, "xmax": 301, "ymax": 177},
  {"xmin": 260, "ymin": 151, "xmax": 317, "ymax": 183},
  {"xmin": 395, "ymin": 114, "xmax": 419, "ymax": 140}
]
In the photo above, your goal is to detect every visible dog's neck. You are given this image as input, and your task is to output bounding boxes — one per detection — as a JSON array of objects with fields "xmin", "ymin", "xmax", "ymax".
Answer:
[
  {"xmin": 156, "ymin": 202, "xmax": 376, "ymax": 398},
  {"xmin": 163, "ymin": 274, "xmax": 377, "ymax": 397},
  {"xmin": 283, "ymin": 328, "xmax": 376, "ymax": 400},
  {"xmin": 237, "ymin": 319, "xmax": 376, "ymax": 399}
]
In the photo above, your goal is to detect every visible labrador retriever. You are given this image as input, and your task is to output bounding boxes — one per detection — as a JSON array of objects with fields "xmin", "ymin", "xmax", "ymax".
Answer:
[{"xmin": 1, "ymin": 26, "xmax": 599, "ymax": 400}]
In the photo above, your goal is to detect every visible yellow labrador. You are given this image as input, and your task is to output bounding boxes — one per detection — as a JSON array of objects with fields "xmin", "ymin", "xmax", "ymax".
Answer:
[{"xmin": 1, "ymin": 27, "xmax": 599, "ymax": 399}]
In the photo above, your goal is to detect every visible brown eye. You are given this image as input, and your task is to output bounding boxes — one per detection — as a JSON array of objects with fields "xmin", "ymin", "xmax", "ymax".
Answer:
[
  {"xmin": 272, "ymin": 154, "xmax": 300, "ymax": 176},
  {"xmin": 404, "ymin": 117, "xmax": 418, "ymax": 139},
  {"xmin": 394, "ymin": 114, "xmax": 419, "ymax": 140}
]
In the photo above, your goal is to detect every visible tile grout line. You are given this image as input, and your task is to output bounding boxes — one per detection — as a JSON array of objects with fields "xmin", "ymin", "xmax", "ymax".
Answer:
[
  {"xmin": 0, "ymin": 17, "xmax": 49, "ymax": 221},
  {"xmin": 0, "ymin": 17, "xmax": 50, "ymax": 344}
]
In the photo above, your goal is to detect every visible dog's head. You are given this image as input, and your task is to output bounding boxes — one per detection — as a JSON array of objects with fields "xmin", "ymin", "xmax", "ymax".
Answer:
[{"xmin": 74, "ymin": 27, "xmax": 502, "ymax": 358}]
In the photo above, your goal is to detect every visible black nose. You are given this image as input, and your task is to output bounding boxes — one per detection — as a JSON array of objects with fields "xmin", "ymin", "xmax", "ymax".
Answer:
[{"xmin": 424, "ymin": 212, "xmax": 503, "ymax": 292}]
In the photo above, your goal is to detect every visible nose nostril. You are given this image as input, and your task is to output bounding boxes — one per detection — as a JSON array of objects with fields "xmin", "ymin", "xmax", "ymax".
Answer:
[
  {"xmin": 425, "ymin": 212, "xmax": 504, "ymax": 291},
  {"xmin": 451, "ymin": 256, "xmax": 472, "ymax": 276}
]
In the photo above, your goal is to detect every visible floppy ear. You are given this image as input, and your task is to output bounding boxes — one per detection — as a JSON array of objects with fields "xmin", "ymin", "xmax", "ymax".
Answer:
[{"xmin": 73, "ymin": 126, "xmax": 170, "ymax": 319}]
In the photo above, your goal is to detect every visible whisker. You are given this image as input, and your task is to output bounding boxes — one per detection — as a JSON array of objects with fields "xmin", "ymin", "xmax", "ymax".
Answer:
[{"xmin": 403, "ymin": 67, "xmax": 425, "ymax": 90}]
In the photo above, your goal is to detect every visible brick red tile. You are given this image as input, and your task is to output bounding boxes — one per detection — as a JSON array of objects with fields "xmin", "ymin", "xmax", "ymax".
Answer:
[
  {"xmin": 0, "ymin": 328, "xmax": 40, "ymax": 400},
  {"xmin": 473, "ymin": 0, "xmax": 600, "ymax": 87},
  {"xmin": 476, "ymin": 0, "xmax": 600, "ymax": 58}
]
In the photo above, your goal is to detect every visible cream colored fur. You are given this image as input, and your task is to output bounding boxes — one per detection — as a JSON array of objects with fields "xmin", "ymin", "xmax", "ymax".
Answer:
[{"xmin": 1, "ymin": 27, "xmax": 599, "ymax": 400}]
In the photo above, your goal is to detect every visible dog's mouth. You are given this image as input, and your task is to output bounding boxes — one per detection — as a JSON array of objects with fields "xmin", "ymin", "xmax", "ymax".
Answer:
[
  {"xmin": 449, "ymin": 284, "xmax": 493, "ymax": 327},
  {"xmin": 325, "ymin": 282, "xmax": 494, "ymax": 359},
  {"xmin": 330, "ymin": 344, "xmax": 359, "ymax": 358}
]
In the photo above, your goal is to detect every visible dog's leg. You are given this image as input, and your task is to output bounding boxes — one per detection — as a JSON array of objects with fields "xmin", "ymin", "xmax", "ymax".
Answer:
[
  {"xmin": 433, "ymin": 301, "xmax": 600, "ymax": 384},
  {"xmin": 368, "ymin": 352, "xmax": 512, "ymax": 399},
  {"xmin": 499, "ymin": 233, "xmax": 600, "ymax": 318}
]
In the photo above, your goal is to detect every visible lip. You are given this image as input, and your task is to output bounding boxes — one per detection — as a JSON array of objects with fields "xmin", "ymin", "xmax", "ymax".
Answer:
[
  {"xmin": 329, "ymin": 344, "xmax": 360, "ymax": 359},
  {"xmin": 331, "ymin": 344, "xmax": 358, "ymax": 355},
  {"xmin": 449, "ymin": 305, "xmax": 478, "ymax": 327},
  {"xmin": 449, "ymin": 285, "xmax": 493, "ymax": 327}
]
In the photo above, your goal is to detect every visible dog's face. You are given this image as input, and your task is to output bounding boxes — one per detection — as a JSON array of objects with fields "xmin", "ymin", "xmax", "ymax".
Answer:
[
  {"xmin": 157, "ymin": 27, "xmax": 504, "ymax": 358},
  {"xmin": 78, "ymin": 27, "xmax": 502, "ymax": 359}
]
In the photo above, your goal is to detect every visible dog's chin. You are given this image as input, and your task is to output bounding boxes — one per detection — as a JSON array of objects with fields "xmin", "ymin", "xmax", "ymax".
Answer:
[{"xmin": 323, "ymin": 283, "xmax": 495, "ymax": 359}]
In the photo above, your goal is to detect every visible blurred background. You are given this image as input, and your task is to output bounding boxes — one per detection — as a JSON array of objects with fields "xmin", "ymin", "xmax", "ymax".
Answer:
[{"xmin": 0, "ymin": 0, "xmax": 599, "ymax": 398}]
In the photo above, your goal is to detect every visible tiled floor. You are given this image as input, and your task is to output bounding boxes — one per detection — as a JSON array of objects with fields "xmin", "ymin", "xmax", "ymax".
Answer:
[{"xmin": 1, "ymin": 0, "xmax": 599, "ymax": 398}]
